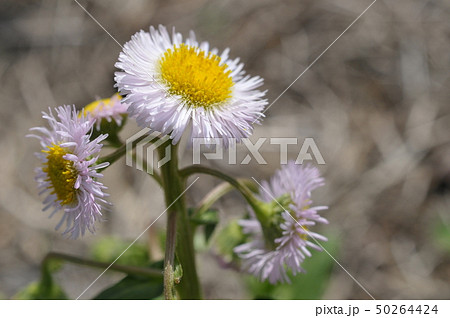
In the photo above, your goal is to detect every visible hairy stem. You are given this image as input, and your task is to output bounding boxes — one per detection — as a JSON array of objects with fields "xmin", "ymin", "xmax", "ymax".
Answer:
[
  {"xmin": 163, "ymin": 210, "xmax": 177, "ymax": 300},
  {"xmin": 159, "ymin": 143, "xmax": 202, "ymax": 299}
]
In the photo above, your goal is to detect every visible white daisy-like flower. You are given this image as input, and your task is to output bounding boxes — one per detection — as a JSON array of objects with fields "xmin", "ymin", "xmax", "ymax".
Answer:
[
  {"xmin": 115, "ymin": 25, "xmax": 267, "ymax": 146},
  {"xmin": 83, "ymin": 93, "xmax": 129, "ymax": 130},
  {"xmin": 28, "ymin": 105, "xmax": 110, "ymax": 239},
  {"xmin": 234, "ymin": 162, "xmax": 328, "ymax": 284}
]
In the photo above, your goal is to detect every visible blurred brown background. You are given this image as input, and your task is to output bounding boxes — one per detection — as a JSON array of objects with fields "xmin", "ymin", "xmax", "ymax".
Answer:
[{"xmin": 1, "ymin": 0, "xmax": 449, "ymax": 299}]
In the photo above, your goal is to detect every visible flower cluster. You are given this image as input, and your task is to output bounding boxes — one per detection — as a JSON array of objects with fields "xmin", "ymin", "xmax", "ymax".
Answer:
[
  {"xmin": 29, "ymin": 25, "xmax": 270, "ymax": 240},
  {"xmin": 234, "ymin": 162, "xmax": 328, "ymax": 283},
  {"xmin": 27, "ymin": 24, "xmax": 329, "ymax": 294}
]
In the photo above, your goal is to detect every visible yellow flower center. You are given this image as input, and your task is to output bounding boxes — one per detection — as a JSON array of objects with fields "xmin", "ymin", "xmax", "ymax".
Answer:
[
  {"xmin": 42, "ymin": 144, "xmax": 78, "ymax": 205},
  {"xmin": 158, "ymin": 44, "xmax": 234, "ymax": 109},
  {"xmin": 297, "ymin": 226, "xmax": 308, "ymax": 241},
  {"xmin": 82, "ymin": 94, "xmax": 122, "ymax": 117}
]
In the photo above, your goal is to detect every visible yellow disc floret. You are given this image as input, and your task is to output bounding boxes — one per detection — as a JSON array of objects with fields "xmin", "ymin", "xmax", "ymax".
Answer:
[
  {"xmin": 158, "ymin": 44, "xmax": 234, "ymax": 109},
  {"xmin": 42, "ymin": 144, "xmax": 78, "ymax": 206},
  {"xmin": 297, "ymin": 227, "xmax": 308, "ymax": 241},
  {"xmin": 82, "ymin": 93, "xmax": 122, "ymax": 117},
  {"xmin": 83, "ymin": 100, "xmax": 104, "ymax": 117}
]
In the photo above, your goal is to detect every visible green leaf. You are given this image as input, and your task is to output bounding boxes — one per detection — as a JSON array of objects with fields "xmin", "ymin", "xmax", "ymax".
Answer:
[
  {"xmin": 190, "ymin": 208, "xmax": 220, "ymax": 245},
  {"xmin": 46, "ymin": 258, "xmax": 64, "ymax": 273},
  {"xmin": 13, "ymin": 281, "xmax": 68, "ymax": 300},
  {"xmin": 93, "ymin": 260, "xmax": 164, "ymax": 300},
  {"xmin": 215, "ymin": 220, "xmax": 246, "ymax": 262},
  {"xmin": 90, "ymin": 237, "xmax": 149, "ymax": 267},
  {"xmin": 14, "ymin": 257, "xmax": 68, "ymax": 300},
  {"xmin": 204, "ymin": 223, "xmax": 217, "ymax": 243},
  {"xmin": 93, "ymin": 275, "xmax": 163, "ymax": 300},
  {"xmin": 173, "ymin": 263, "xmax": 183, "ymax": 284},
  {"xmin": 190, "ymin": 208, "xmax": 219, "ymax": 225},
  {"xmin": 247, "ymin": 234, "xmax": 340, "ymax": 300}
]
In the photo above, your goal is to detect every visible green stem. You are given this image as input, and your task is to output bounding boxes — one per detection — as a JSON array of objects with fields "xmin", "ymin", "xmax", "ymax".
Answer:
[
  {"xmin": 42, "ymin": 252, "xmax": 163, "ymax": 279},
  {"xmin": 159, "ymin": 143, "xmax": 202, "ymax": 299},
  {"xmin": 96, "ymin": 133, "xmax": 163, "ymax": 186},
  {"xmin": 39, "ymin": 256, "xmax": 53, "ymax": 294},
  {"xmin": 163, "ymin": 211, "xmax": 177, "ymax": 300},
  {"xmin": 105, "ymin": 133, "xmax": 123, "ymax": 148},
  {"xmin": 195, "ymin": 182, "xmax": 233, "ymax": 218},
  {"xmin": 192, "ymin": 179, "xmax": 258, "ymax": 220},
  {"xmin": 132, "ymin": 153, "xmax": 163, "ymax": 186},
  {"xmin": 179, "ymin": 165, "xmax": 261, "ymax": 212},
  {"xmin": 97, "ymin": 134, "xmax": 147, "ymax": 168}
]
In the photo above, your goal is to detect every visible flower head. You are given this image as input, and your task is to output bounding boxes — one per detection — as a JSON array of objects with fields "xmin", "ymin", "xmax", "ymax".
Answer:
[
  {"xmin": 234, "ymin": 162, "xmax": 328, "ymax": 284},
  {"xmin": 83, "ymin": 93, "xmax": 128, "ymax": 130},
  {"xmin": 28, "ymin": 105, "xmax": 110, "ymax": 239},
  {"xmin": 115, "ymin": 25, "xmax": 267, "ymax": 145}
]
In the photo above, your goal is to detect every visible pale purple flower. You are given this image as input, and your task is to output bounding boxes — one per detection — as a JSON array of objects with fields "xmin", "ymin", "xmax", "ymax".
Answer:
[
  {"xmin": 115, "ymin": 25, "xmax": 267, "ymax": 146},
  {"xmin": 83, "ymin": 93, "xmax": 129, "ymax": 130},
  {"xmin": 234, "ymin": 162, "xmax": 328, "ymax": 284},
  {"xmin": 28, "ymin": 105, "xmax": 110, "ymax": 239}
]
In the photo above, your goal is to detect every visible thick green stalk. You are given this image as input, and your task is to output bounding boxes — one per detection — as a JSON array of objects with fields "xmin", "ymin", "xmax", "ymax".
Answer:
[
  {"xmin": 163, "ymin": 210, "xmax": 177, "ymax": 300},
  {"xmin": 159, "ymin": 143, "xmax": 202, "ymax": 299}
]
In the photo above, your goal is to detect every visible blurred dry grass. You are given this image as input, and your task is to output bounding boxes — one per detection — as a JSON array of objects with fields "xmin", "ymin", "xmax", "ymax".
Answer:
[{"xmin": 1, "ymin": 0, "xmax": 449, "ymax": 299}]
